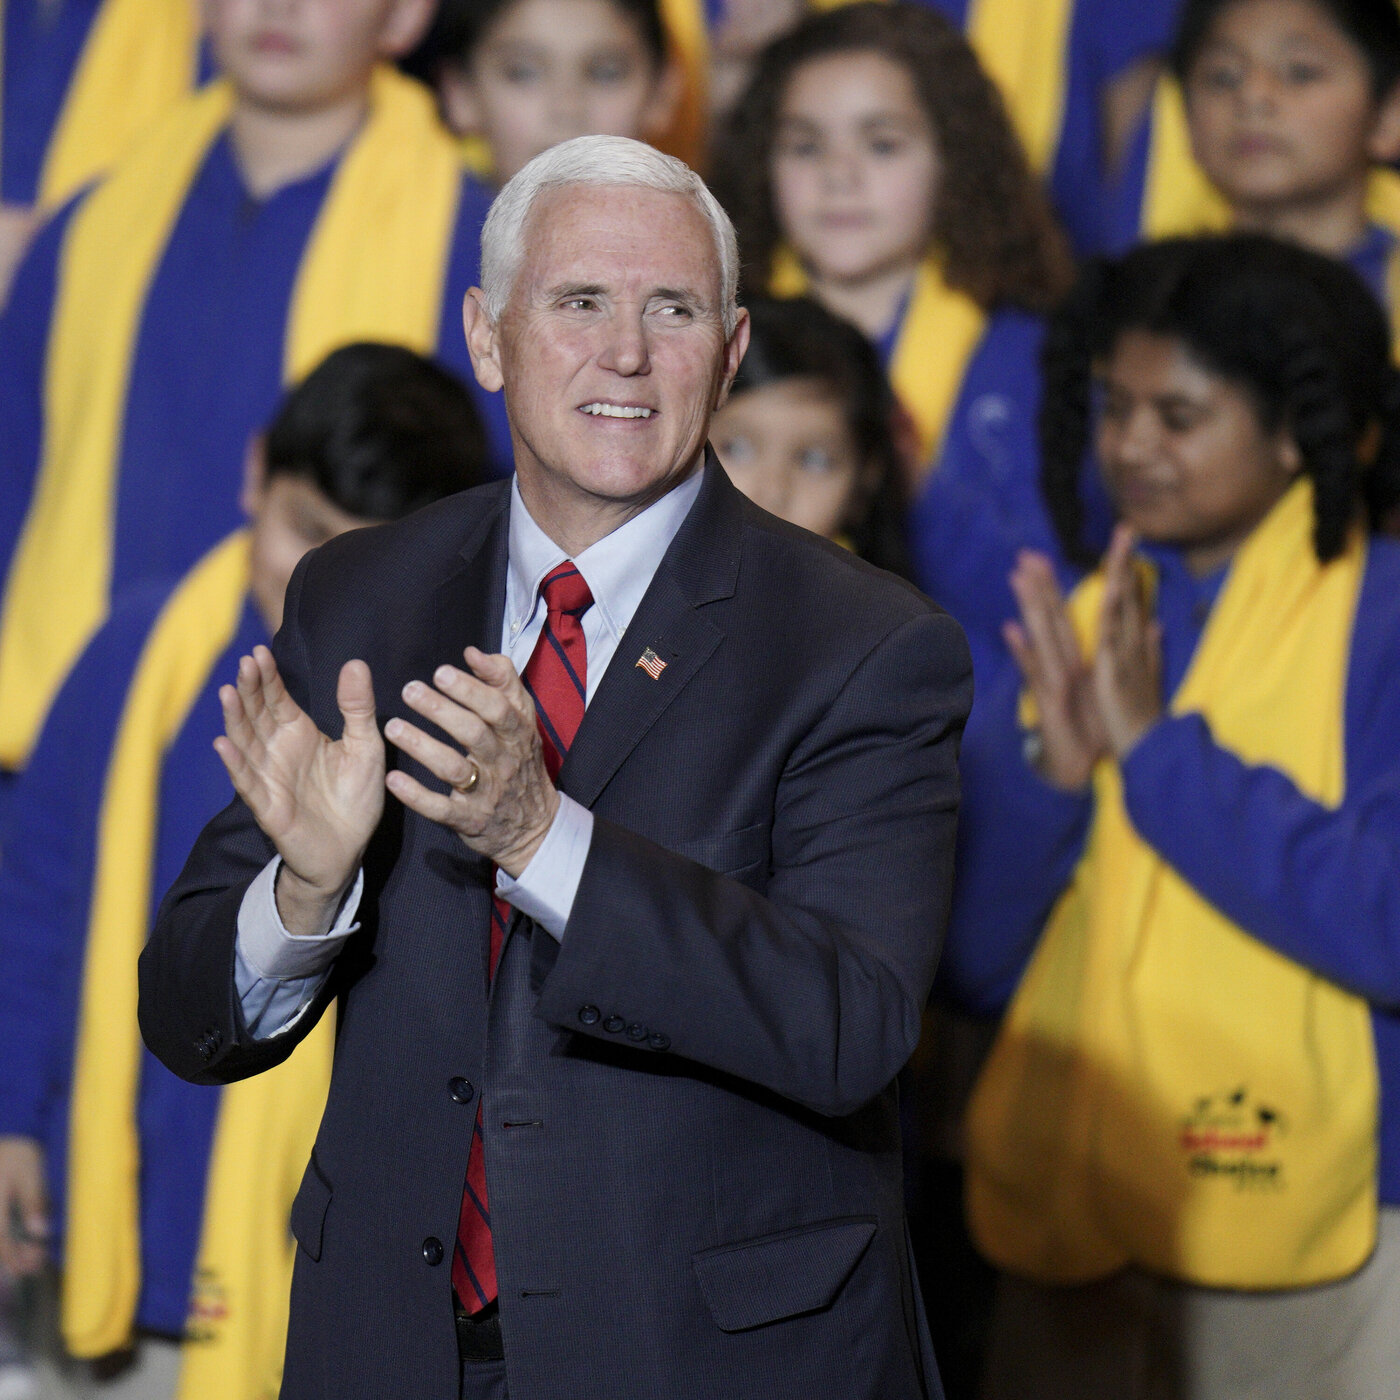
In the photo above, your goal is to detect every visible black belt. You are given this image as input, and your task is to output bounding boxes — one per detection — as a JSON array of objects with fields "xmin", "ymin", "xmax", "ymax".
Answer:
[{"xmin": 455, "ymin": 1299, "xmax": 505, "ymax": 1364}]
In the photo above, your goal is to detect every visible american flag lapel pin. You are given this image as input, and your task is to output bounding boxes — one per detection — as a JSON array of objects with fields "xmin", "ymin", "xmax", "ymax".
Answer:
[{"xmin": 636, "ymin": 647, "xmax": 667, "ymax": 680}]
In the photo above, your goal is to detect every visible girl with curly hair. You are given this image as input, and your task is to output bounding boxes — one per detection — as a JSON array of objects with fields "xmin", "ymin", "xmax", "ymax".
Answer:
[
  {"xmin": 945, "ymin": 234, "xmax": 1400, "ymax": 1399},
  {"xmin": 713, "ymin": 1, "xmax": 1081, "ymax": 665}
]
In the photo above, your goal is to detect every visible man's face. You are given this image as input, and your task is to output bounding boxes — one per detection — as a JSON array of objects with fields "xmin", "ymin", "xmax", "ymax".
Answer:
[{"xmin": 470, "ymin": 183, "xmax": 747, "ymax": 533}]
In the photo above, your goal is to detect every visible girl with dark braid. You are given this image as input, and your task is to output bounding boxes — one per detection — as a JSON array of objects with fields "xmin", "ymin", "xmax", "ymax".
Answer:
[{"xmin": 943, "ymin": 233, "xmax": 1400, "ymax": 1399}]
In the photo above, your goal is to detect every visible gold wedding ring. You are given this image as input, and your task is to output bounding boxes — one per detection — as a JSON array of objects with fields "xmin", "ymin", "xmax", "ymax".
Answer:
[{"xmin": 460, "ymin": 761, "xmax": 480, "ymax": 794}]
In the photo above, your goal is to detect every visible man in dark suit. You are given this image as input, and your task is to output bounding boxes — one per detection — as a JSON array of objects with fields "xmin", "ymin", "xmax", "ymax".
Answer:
[{"xmin": 138, "ymin": 135, "xmax": 971, "ymax": 1400}]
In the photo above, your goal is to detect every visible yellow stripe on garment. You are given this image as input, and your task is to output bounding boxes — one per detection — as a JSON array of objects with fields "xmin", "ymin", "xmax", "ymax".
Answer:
[
  {"xmin": 36, "ymin": 0, "xmax": 201, "ymax": 209},
  {"xmin": 967, "ymin": 480, "xmax": 1379, "ymax": 1289},
  {"xmin": 0, "ymin": 66, "xmax": 460, "ymax": 771},
  {"xmin": 812, "ymin": 0, "xmax": 1074, "ymax": 174},
  {"xmin": 770, "ymin": 248, "xmax": 987, "ymax": 468},
  {"xmin": 62, "ymin": 530, "xmax": 246, "ymax": 1357},
  {"xmin": 176, "ymin": 968, "xmax": 333, "ymax": 1400},
  {"xmin": 655, "ymin": 0, "xmax": 710, "ymax": 171}
]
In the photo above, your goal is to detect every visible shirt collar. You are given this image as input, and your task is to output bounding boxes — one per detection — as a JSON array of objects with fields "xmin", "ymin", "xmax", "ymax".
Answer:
[{"xmin": 505, "ymin": 465, "xmax": 705, "ymax": 642}]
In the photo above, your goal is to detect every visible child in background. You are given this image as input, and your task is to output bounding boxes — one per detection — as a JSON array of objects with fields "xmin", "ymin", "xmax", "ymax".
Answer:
[
  {"xmin": 0, "ymin": 0, "xmax": 511, "ymax": 801},
  {"xmin": 715, "ymin": 1, "xmax": 1080, "ymax": 673},
  {"xmin": 1098, "ymin": 0, "xmax": 1400, "ymax": 326},
  {"xmin": 946, "ymin": 235, "xmax": 1400, "ymax": 1399},
  {"xmin": 0, "ymin": 343, "xmax": 486, "ymax": 1400},
  {"xmin": 710, "ymin": 297, "xmax": 909, "ymax": 576},
  {"xmin": 0, "ymin": 0, "xmax": 205, "ymax": 307},
  {"xmin": 426, "ymin": 0, "xmax": 683, "ymax": 182}
]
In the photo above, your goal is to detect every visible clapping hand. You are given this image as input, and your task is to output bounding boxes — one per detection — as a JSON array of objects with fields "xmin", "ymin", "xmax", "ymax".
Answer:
[
  {"xmin": 214, "ymin": 647, "xmax": 385, "ymax": 937},
  {"xmin": 215, "ymin": 646, "xmax": 559, "ymax": 924},
  {"xmin": 1003, "ymin": 525, "xmax": 1163, "ymax": 791}
]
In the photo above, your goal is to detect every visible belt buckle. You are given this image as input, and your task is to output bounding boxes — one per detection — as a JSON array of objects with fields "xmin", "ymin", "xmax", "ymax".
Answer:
[{"xmin": 455, "ymin": 1300, "xmax": 505, "ymax": 1364}]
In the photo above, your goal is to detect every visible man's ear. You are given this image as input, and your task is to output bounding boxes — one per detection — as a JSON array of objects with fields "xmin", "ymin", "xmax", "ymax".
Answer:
[
  {"xmin": 438, "ymin": 63, "xmax": 486, "ymax": 137},
  {"xmin": 463, "ymin": 288, "xmax": 506, "ymax": 393},
  {"xmin": 240, "ymin": 435, "xmax": 267, "ymax": 520},
  {"xmin": 1276, "ymin": 429, "xmax": 1304, "ymax": 481},
  {"xmin": 1370, "ymin": 80, "xmax": 1400, "ymax": 164},
  {"xmin": 640, "ymin": 59, "xmax": 686, "ymax": 144},
  {"xmin": 713, "ymin": 307, "xmax": 751, "ymax": 410},
  {"xmin": 379, "ymin": 0, "xmax": 438, "ymax": 60}
]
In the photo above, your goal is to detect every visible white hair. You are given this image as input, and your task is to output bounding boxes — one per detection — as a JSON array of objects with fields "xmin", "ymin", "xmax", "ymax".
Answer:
[{"xmin": 479, "ymin": 135, "xmax": 740, "ymax": 336}]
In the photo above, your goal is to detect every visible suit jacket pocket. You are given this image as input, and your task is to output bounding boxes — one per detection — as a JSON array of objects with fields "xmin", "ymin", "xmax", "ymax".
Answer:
[
  {"xmin": 667, "ymin": 822, "xmax": 769, "ymax": 876},
  {"xmin": 290, "ymin": 1149, "xmax": 332, "ymax": 1262},
  {"xmin": 692, "ymin": 1215, "xmax": 876, "ymax": 1332}
]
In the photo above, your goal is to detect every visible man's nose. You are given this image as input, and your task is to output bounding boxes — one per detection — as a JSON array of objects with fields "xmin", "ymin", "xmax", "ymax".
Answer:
[{"xmin": 597, "ymin": 311, "xmax": 650, "ymax": 375}]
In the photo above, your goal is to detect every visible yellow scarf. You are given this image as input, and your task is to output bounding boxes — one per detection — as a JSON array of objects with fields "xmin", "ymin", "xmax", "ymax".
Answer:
[
  {"xmin": 62, "ymin": 531, "xmax": 334, "ymax": 1400},
  {"xmin": 0, "ymin": 0, "xmax": 200, "ymax": 209},
  {"xmin": 0, "ymin": 65, "xmax": 461, "ymax": 771},
  {"xmin": 965, "ymin": 481, "xmax": 1379, "ymax": 1289},
  {"xmin": 770, "ymin": 248, "xmax": 987, "ymax": 468},
  {"xmin": 1141, "ymin": 74, "xmax": 1400, "ymax": 355},
  {"xmin": 811, "ymin": 0, "xmax": 1074, "ymax": 174}
]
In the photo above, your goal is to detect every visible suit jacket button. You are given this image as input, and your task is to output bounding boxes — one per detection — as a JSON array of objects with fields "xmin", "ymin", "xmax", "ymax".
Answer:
[
  {"xmin": 603, "ymin": 1015, "xmax": 624, "ymax": 1034},
  {"xmin": 578, "ymin": 1005, "xmax": 601, "ymax": 1025},
  {"xmin": 648, "ymin": 1032, "xmax": 671, "ymax": 1051},
  {"xmin": 626, "ymin": 1023, "xmax": 648, "ymax": 1042},
  {"xmin": 449, "ymin": 1078, "xmax": 474, "ymax": 1104},
  {"xmin": 422, "ymin": 1237, "xmax": 444, "ymax": 1266}
]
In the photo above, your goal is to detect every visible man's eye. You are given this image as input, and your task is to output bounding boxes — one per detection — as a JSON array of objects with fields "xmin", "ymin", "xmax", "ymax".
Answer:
[
  {"xmin": 1283, "ymin": 61, "xmax": 1326, "ymax": 84},
  {"xmin": 868, "ymin": 136, "xmax": 906, "ymax": 158},
  {"xmin": 562, "ymin": 297, "xmax": 598, "ymax": 311},
  {"xmin": 777, "ymin": 137, "xmax": 821, "ymax": 159},
  {"xmin": 652, "ymin": 302, "xmax": 692, "ymax": 320},
  {"xmin": 716, "ymin": 434, "xmax": 754, "ymax": 462},
  {"xmin": 797, "ymin": 447, "xmax": 837, "ymax": 472},
  {"xmin": 501, "ymin": 62, "xmax": 541, "ymax": 83}
]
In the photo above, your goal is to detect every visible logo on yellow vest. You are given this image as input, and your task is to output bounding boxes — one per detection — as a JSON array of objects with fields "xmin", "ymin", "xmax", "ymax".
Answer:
[
  {"xmin": 1178, "ymin": 1087, "xmax": 1287, "ymax": 1191},
  {"xmin": 186, "ymin": 1267, "xmax": 229, "ymax": 1342}
]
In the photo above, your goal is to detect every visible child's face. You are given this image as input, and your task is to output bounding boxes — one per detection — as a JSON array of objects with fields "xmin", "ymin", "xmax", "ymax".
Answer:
[
  {"xmin": 1183, "ymin": 0, "xmax": 1400, "ymax": 216},
  {"xmin": 1095, "ymin": 330, "xmax": 1302, "ymax": 576},
  {"xmin": 439, "ymin": 0, "xmax": 680, "ymax": 184},
  {"xmin": 711, "ymin": 377, "xmax": 867, "ymax": 540},
  {"xmin": 771, "ymin": 50, "xmax": 939, "ymax": 286},
  {"xmin": 245, "ymin": 463, "xmax": 381, "ymax": 633},
  {"xmin": 205, "ymin": 0, "xmax": 432, "ymax": 112}
]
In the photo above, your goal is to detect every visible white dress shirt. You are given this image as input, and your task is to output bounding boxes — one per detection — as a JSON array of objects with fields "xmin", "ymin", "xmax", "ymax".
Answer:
[{"xmin": 233, "ymin": 467, "xmax": 704, "ymax": 1038}]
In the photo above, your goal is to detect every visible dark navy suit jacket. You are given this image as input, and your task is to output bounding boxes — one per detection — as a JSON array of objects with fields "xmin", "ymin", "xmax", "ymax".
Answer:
[{"xmin": 139, "ymin": 461, "xmax": 972, "ymax": 1399}]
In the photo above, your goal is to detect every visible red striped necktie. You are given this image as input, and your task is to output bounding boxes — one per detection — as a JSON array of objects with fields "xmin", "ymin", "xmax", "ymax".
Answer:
[{"xmin": 452, "ymin": 562, "xmax": 594, "ymax": 1313}]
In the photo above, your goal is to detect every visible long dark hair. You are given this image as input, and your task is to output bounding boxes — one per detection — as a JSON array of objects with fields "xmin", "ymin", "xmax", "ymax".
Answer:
[
  {"xmin": 712, "ymin": 1, "xmax": 1073, "ymax": 312},
  {"xmin": 1040, "ymin": 234, "xmax": 1400, "ymax": 567},
  {"xmin": 730, "ymin": 297, "xmax": 910, "ymax": 576}
]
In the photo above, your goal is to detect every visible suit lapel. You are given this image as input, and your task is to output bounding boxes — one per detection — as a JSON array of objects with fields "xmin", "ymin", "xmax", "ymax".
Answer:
[
  {"xmin": 428, "ymin": 483, "xmax": 511, "ymax": 685},
  {"xmin": 560, "ymin": 456, "xmax": 744, "ymax": 810}
]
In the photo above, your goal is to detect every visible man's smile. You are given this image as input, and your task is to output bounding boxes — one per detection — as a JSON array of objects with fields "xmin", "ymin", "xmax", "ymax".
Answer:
[{"xmin": 578, "ymin": 401, "xmax": 656, "ymax": 418}]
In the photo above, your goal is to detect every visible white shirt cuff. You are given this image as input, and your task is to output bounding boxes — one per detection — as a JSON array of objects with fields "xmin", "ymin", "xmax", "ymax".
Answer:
[
  {"xmin": 494, "ymin": 793, "xmax": 593, "ymax": 940},
  {"xmin": 235, "ymin": 856, "xmax": 363, "ymax": 980}
]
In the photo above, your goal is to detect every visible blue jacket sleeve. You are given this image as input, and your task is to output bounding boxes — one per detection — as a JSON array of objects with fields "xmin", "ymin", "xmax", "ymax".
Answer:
[
  {"xmin": 1122, "ymin": 710, "xmax": 1400, "ymax": 1009},
  {"xmin": 936, "ymin": 654, "xmax": 1092, "ymax": 1014}
]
